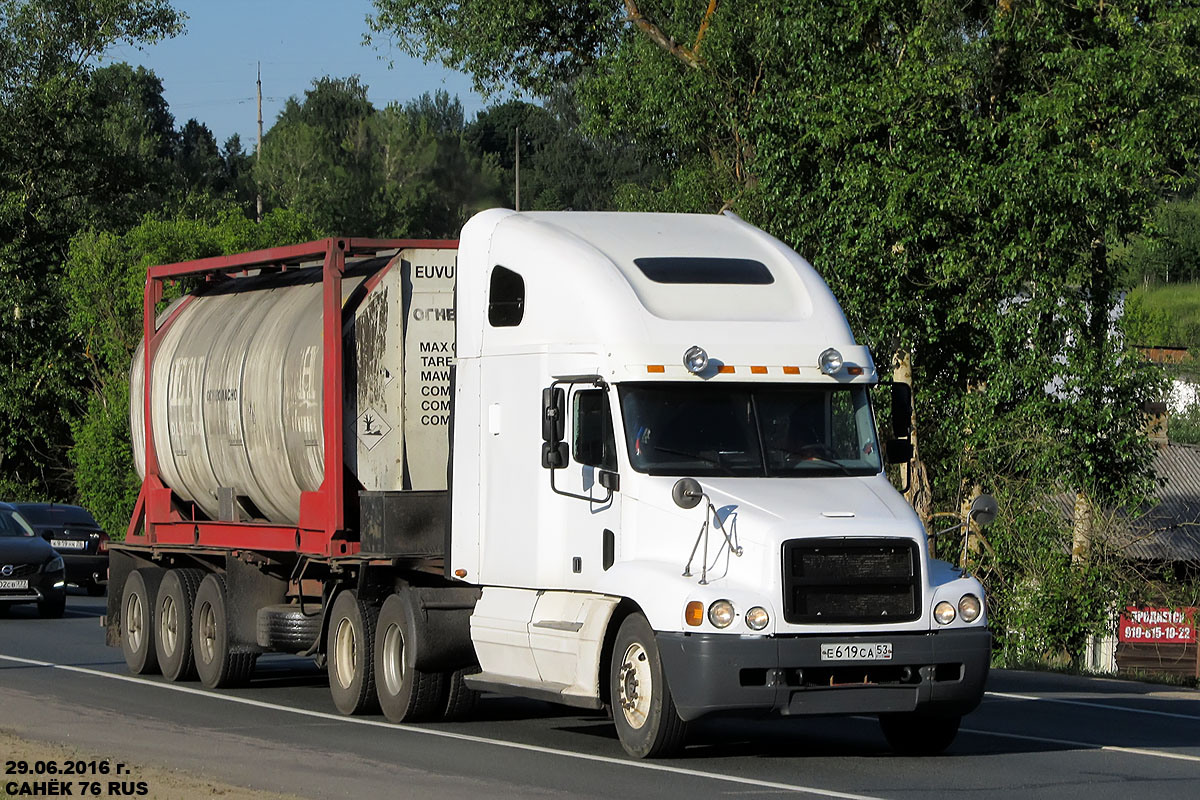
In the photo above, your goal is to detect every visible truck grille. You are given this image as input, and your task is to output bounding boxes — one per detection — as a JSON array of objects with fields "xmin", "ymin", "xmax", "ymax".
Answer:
[{"xmin": 782, "ymin": 538, "xmax": 920, "ymax": 624}]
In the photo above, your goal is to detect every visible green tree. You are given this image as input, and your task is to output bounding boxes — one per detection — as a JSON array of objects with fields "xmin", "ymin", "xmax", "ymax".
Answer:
[
  {"xmin": 1119, "ymin": 196, "xmax": 1200, "ymax": 287},
  {"xmin": 0, "ymin": 0, "xmax": 182, "ymax": 500},
  {"xmin": 257, "ymin": 78, "xmax": 502, "ymax": 236},
  {"xmin": 466, "ymin": 95, "xmax": 660, "ymax": 211}
]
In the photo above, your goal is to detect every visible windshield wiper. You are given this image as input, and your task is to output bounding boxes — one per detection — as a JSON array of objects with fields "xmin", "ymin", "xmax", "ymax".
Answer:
[{"xmin": 653, "ymin": 445, "xmax": 739, "ymax": 476}]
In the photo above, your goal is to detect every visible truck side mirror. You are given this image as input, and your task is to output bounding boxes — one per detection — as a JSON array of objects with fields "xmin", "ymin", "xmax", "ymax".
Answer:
[
  {"xmin": 885, "ymin": 438, "xmax": 913, "ymax": 465},
  {"xmin": 542, "ymin": 441, "xmax": 569, "ymax": 469},
  {"xmin": 969, "ymin": 494, "xmax": 998, "ymax": 527},
  {"xmin": 598, "ymin": 470, "xmax": 620, "ymax": 493},
  {"xmin": 890, "ymin": 382, "xmax": 912, "ymax": 438},
  {"xmin": 542, "ymin": 387, "xmax": 565, "ymax": 443}
]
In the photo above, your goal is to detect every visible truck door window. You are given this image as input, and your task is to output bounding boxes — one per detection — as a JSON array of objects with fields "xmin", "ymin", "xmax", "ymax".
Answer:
[
  {"xmin": 488, "ymin": 266, "xmax": 525, "ymax": 327},
  {"xmin": 572, "ymin": 390, "xmax": 617, "ymax": 471}
]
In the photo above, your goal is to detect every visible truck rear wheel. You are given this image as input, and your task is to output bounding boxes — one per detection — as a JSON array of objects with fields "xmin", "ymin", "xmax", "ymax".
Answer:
[
  {"xmin": 879, "ymin": 712, "xmax": 961, "ymax": 755},
  {"xmin": 326, "ymin": 589, "xmax": 380, "ymax": 715},
  {"xmin": 441, "ymin": 666, "xmax": 481, "ymax": 721},
  {"xmin": 610, "ymin": 613, "xmax": 688, "ymax": 758},
  {"xmin": 374, "ymin": 593, "xmax": 445, "ymax": 722},
  {"xmin": 121, "ymin": 568, "xmax": 164, "ymax": 675},
  {"xmin": 155, "ymin": 568, "xmax": 204, "ymax": 681},
  {"xmin": 192, "ymin": 573, "xmax": 256, "ymax": 688}
]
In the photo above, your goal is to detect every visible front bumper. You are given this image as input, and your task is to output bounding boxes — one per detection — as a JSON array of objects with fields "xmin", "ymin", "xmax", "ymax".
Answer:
[
  {"xmin": 0, "ymin": 569, "xmax": 66, "ymax": 605},
  {"xmin": 657, "ymin": 628, "xmax": 991, "ymax": 722}
]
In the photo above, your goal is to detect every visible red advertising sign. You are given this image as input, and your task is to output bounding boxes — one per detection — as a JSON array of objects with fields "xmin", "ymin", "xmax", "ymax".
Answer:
[{"xmin": 1118, "ymin": 607, "xmax": 1197, "ymax": 643}]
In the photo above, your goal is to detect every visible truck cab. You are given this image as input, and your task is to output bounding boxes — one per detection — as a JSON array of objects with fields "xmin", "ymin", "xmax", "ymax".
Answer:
[{"xmin": 448, "ymin": 210, "xmax": 991, "ymax": 757}]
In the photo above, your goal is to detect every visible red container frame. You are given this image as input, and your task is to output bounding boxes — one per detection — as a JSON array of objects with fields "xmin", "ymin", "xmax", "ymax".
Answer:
[{"xmin": 125, "ymin": 237, "xmax": 458, "ymax": 557}]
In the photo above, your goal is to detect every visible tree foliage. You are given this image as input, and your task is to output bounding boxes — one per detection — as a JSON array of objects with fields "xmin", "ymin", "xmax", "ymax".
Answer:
[
  {"xmin": 0, "ymin": 0, "xmax": 182, "ymax": 499},
  {"xmin": 256, "ymin": 77, "xmax": 503, "ymax": 237}
]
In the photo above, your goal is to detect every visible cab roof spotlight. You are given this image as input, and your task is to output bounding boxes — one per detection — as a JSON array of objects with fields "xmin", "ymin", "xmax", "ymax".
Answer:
[
  {"xmin": 818, "ymin": 347, "xmax": 844, "ymax": 375},
  {"xmin": 683, "ymin": 345, "xmax": 709, "ymax": 374}
]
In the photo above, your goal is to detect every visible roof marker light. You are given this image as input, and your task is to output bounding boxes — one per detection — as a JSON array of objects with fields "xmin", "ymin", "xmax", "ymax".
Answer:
[
  {"xmin": 751, "ymin": 366, "xmax": 767, "ymax": 374},
  {"xmin": 718, "ymin": 365, "xmax": 735, "ymax": 374},
  {"xmin": 647, "ymin": 365, "xmax": 665, "ymax": 374}
]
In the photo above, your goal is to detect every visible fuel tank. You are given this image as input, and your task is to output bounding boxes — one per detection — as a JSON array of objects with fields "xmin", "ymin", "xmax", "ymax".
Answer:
[{"xmin": 130, "ymin": 247, "xmax": 457, "ymax": 525}]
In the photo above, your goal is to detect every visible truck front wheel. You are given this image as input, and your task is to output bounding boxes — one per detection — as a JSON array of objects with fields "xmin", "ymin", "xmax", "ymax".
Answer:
[
  {"xmin": 121, "ymin": 568, "xmax": 164, "ymax": 675},
  {"xmin": 879, "ymin": 712, "xmax": 961, "ymax": 755},
  {"xmin": 374, "ymin": 593, "xmax": 445, "ymax": 722},
  {"xmin": 610, "ymin": 614, "xmax": 688, "ymax": 758},
  {"xmin": 192, "ymin": 573, "xmax": 256, "ymax": 688},
  {"xmin": 327, "ymin": 589, "xmax": 380, "ymax": 715}
]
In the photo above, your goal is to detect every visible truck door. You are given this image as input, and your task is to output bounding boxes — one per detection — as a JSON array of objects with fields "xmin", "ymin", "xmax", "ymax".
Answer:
[{"xmin": 545, "ymin": 384, "xmax": 621, "ymax": 589}]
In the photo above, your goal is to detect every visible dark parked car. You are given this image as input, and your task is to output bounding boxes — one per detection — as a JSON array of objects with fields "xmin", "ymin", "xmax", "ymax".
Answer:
[
  {"xmin": 0, "ymin": 502, "xmax": 66, "ymax": 617},
  {"xmin": 13, "ymin": 503, "xmax": 109, "ymax": 596}
]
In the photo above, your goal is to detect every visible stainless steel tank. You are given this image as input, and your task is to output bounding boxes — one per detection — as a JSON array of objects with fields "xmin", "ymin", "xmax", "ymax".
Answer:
[{"xmin": 131, "ymin": 248, "xmax": 457, "ymax": 525}]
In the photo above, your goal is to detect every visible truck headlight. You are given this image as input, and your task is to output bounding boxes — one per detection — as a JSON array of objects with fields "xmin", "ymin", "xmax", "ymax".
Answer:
[
  {"xmin": 934, "ymin": 601, "xmax": 956, "ymax": 625},
  {"xmin": 745, "ymin": 606, "xmax": 769, "ymax": 631},
  {"xmin": 708, "ymin": 600, "xmax": 735, "ymax": 628},
  {"xmin": 959, "ymin": 594, "xmax": 981, "ymax": 623}
]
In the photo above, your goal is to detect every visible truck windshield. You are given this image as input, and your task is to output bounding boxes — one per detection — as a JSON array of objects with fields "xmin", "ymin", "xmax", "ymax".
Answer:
[{"xmin": 618, "ymin": 383, "xmax": 882, "ymax": 477}]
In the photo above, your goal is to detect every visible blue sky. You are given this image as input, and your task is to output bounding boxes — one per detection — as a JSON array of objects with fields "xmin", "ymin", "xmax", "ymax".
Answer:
[{"xmin": 102, "ymin": 0, "xmax": 492, "ymax": 149}]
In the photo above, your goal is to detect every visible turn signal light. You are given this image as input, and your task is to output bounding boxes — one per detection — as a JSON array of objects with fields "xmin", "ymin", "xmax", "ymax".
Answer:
[{"xmin": 685, "ymin": 601, "xmax": 704, "ymax": 626}]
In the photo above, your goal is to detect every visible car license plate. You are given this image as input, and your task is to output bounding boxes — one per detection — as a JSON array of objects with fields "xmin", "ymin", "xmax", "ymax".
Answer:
[
  {"xmin": 820, "ymin": 642, "xmax": 893, "ymax": 661},
  {"xmin": 51, "ymin": 539, "xmax": 86, "ymax": 550},
  {"xmin": 0, "ymin": 579, "xmax": 29, "ymax": 590}
]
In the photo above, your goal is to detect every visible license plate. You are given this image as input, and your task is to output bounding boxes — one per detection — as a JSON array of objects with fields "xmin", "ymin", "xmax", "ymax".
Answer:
[
  {"xmin": 0, "ymin": 579, "xmax": 29, "ymax": 590},
  {"xmin": 51, "ymin": 539, "xmax": 87, "ymax": 550},
  {"xmin": 820, "ymin": 642, "xmax": 893, "ymax": 661}
]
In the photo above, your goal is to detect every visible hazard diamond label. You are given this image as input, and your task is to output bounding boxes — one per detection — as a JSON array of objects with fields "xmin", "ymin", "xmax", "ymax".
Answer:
[{"xmin": 355, "ymin": 407, "xmax": 392, "ymax": 450}]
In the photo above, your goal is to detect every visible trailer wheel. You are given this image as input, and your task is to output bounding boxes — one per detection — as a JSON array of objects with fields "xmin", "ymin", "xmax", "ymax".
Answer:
[
  {"xmin": 121, "ymin": 568, "xmax": 164, "ymax": 675},
  {"xmin": 326, "ymin": 589, "xmax": 380, "ymax": 715},
  {"xmin": 374, "ymin": 594, "xmax": 445, "ymax": 722},
  {"xmin": 879, "ymin": 712, "xmax": 961, "ymax": 756},
  {"xmin": 441, "ymin": 666, "xmax": 481, "ymax": 722},
  {"xmin": 155, "ymin": 568, "xmax": 204, "ymax": 681},
  {"xmin": 610, "ymin": 613, "xmax": 688, "ymax": 758},
  {"xmin": 192, "ymin": 573, "xmax": 256, "ymax": 688}
]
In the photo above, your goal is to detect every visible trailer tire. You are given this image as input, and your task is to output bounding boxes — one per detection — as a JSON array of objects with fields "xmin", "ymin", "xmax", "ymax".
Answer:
[
  {"xmin": 374, "ymin": 593, "xmax": 445, "ymax": 722},
  {"xmin": 193, "ymin": 573, "xmax": 256, "ymax": 688},
  {"xmin": 121, "ymin": 568, "xmax": 164, "ymax": 675},
  {"xmin": 326, "ymin": 589, "xmax": 380, "ymax": 715},
  {"xmin": 879, "ymin": 712, "xmax": 961, "ymax": 756},
  {"xmin": 257, "ymin": 604, "xmax": 323, "ymax": 652},
  {"xmin": 441, "ymin": 666, "xmax": 481, "ymax": 722},
  {"xmin": 155, "ymin": 568, "xmax": 204, "ymax": 681},
  {"xmin": 610, "ymin": 613, "xmax": 688, "ymax": 758}
]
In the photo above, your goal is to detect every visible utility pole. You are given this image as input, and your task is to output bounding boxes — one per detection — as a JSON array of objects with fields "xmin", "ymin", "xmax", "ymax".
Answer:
[
  {"xmin": 514, "ymin": 125, "xmax": 520, "ymax": 212},
  {"xmin": 256, "ymin": 61, "xmax": 263, "ymax": 223}
]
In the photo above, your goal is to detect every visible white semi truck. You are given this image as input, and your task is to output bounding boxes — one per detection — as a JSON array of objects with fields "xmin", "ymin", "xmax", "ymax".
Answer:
[{"xmin": 108, "ymin": 209, "xmax": 991, "ymax": 758}]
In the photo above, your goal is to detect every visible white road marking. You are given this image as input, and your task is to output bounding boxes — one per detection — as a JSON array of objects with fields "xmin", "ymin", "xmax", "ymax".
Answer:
[
  {"xmin": 961, "ymin": 726, "xmax": 1200, "ymax": 764},
  {"xmin": 986, "ymin": 690, "xmax": 1200, "ymax": 722},
  {"xmin": 0, "ymin": 653, "xmax": 882, "ymax": 800}
]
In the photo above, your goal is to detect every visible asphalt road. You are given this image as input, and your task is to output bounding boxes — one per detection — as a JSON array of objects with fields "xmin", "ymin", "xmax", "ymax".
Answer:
[{"xmin": 2, "ymin": 593, "xmax": 1198, "ymax": 799}]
